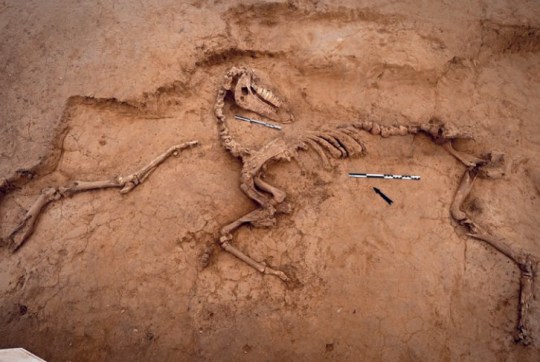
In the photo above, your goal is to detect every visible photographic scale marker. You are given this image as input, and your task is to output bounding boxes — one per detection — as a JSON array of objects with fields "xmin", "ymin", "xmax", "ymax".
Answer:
[
  {"xmin": 348, "ymin": 173, "xmax": 421, "ymax": 181},
  {"xmin": 234, "ymin": 115, "xmax": 282, "ymax": 130},
  {"xmin": 373, "ymin": 187, "xmax": 393, "ymax": 205},
  {"xmin": 349, "ymin": 172, "xmax": 421, "ymax": 206}
]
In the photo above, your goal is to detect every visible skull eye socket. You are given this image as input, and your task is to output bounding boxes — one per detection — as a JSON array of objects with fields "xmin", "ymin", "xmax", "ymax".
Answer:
[{"xmin": 241, "ymin": 87, "xmax": 249, "ymax": 96}]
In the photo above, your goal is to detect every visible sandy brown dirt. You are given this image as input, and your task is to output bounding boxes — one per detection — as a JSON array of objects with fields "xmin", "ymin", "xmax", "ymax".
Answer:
[{"xmin": 1, "ymin": 0, "xmax": 540, "ymax": 360}]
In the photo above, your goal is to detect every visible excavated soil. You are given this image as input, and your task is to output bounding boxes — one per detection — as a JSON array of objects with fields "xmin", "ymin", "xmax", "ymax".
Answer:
[{"xmin": 1, "ymin": 1, "xmax": 540, "ymax": 361}]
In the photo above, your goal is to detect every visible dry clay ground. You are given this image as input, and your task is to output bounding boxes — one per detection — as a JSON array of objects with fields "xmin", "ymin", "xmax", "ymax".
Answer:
[{"xmin": 1, "ymin": 1, "xmax": 540, "ymax": 361}]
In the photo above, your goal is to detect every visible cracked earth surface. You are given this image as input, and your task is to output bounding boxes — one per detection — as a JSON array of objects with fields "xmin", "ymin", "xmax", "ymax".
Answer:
[{"xmin": 1, "ymin": 0, "xmax": 539, "ymax": 360}]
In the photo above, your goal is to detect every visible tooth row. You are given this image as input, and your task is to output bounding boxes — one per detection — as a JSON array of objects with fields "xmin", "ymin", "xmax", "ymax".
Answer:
[{"xmin": 252, "ymin": 84, "xmax": 282, "ymax": 108}]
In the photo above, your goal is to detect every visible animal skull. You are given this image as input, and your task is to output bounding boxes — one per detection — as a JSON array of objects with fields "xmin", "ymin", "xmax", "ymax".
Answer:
[{"xmin": 232, "ymin": 68, "xmax": 293, "ymax": 123}]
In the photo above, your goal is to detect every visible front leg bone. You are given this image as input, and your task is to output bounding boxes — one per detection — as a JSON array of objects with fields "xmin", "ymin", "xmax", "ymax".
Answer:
[
  {"xmin": 220, "ymin": 240, "xmax": 289, "ymax": 282},
  {"xmin": 254, "ymin": 176, "xmax": 286, "ymax": 203},
  {"xmin": 5, "ymin": 141, "xmax": 198, "ymax": 251},
  {"xmin": 8, "ymin": 187, "xmax": 60, "ymax": 251},
  {"xmin": 117, "ymin": 141, "xmax": 199, "ymax": 193}
]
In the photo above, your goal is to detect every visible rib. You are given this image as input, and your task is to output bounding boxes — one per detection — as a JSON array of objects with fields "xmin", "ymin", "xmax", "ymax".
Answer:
[{"xmin": 307, "ymin": 135, "xmax": 343, "ymax": 159}]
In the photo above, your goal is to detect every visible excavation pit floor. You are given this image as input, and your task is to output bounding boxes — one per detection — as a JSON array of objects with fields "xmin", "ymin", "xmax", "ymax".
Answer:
[{"xmin": 1, "ymin": 1, "xmax": 539, "ymax": 361}]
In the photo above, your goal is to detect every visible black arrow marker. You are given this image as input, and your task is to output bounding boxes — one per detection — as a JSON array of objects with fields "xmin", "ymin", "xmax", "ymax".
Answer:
[{"xmin": 373, "ymin": 187, "xmax": 393, "ymax": 205}]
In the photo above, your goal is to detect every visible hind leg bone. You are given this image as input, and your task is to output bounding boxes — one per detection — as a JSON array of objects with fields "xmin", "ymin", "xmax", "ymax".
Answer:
[
  {"xmin": 442, "ymin": 142, "xmax": 486, "ymax": 167},
  {"xmin": 451, "ymin": 163, "xmax": 537, "ymax": 345}
]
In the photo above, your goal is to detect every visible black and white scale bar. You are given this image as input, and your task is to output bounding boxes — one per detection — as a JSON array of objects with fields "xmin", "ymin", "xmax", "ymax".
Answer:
[{"xmin": 348, "ymin": 173, "xmax": 421, "ymax": 181}]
